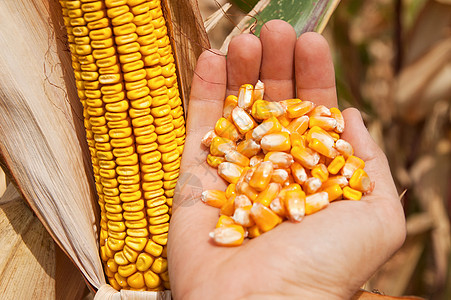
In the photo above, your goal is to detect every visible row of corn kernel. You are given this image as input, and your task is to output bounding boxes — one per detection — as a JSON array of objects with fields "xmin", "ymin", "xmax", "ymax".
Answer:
[
  {"xmin": 59, "ymin": 0, "xmax": 173, "ymax": 290},
  {"xmin": 201, "ymin": 82, "xmax": 373, "ymax": 246}
]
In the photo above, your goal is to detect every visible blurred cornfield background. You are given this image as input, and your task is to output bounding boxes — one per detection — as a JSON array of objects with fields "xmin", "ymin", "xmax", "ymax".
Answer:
[{"xmin": 199, "ymin": 0, "xmax": 451, "ymax": 299}]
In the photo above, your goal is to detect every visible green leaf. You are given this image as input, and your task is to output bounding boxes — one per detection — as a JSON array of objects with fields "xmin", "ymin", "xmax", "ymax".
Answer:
[{"xmin": 250, "ymin": 0, "xmax": 341, "ymax": 36}]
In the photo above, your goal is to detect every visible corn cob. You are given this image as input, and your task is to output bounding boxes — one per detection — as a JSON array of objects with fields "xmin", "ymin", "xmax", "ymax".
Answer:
[
  {"xmin": 202, "ymin": 81, "xmax": 374, "ymax": 246},
  {"xmin": 59, "ymin": 0, "xmax": 185, "ymax": 290}
]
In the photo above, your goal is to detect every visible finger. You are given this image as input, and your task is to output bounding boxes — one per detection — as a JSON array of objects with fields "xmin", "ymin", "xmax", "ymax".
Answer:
[
  {"xmin": 226, "ymin": 34, "xmax": 262, "ymax": 96},
  {"xmin": 181, "ymin": 49, "xmax": 226, "ymax": 174},
  {"xmin": 260, "ymin": 20, "xmax": 297, "ymax": 101},
  {"xmin": 295, "ymin": 32, "xmax": 337, "ymax": 107}
]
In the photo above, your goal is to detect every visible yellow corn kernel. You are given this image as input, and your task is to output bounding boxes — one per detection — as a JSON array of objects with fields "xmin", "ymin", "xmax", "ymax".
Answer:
[
  {"xmin": 308, "ymin": 105, "xmax": 331, "ymax": 117},
  {"xmin": 330, "ymin": 107, "xmax": 344, "ymax": 133},
  {"xmin": 216, "ymin": 215, "xmax": 235, "ymax": 228},
  {"xmin": 250, "ymin": 203, "xmax": 282, "ymax": 232},
  {"xmin": 118, "ymin": 263, "xmax": 137, "ymax": 278},
  {"xmin": 341, "ymin": 155, "xmax": 365, "ymax": 179},
  {"xmin": 327, "ymin": 155, "xmax": 345, "ymax": 175},
  {"xmin": 249, "ymin": 161, "xmax": 273, "ymax": 192},
  {"xmin": 303, "ymin": 177, "xmax": 322, "ymax": 194},
  {"xmin": 264, "ymin": 151, "xmax": 294, "ymax": 169},
  {"xmin": 343, "ymin": 186, "xmax": 362, "ymax": 201},
  {"xmin": 223, "ymin": 95, "xmax": 238, "ymax": 118},
  {"xmin": 335, "ymin": 139, "xmax": 354, "ymax": 158},
  {"xmin": 236, "ymin": 182, "xmax": 258, "ymax": 201},
  {"xmin": 144, "ymin": 269, "xmax": 161, "ymax": 289},
  {"xmin": 309, "ymin": 116, "xmax": 337, "ymax": 131},
  {"xmin": 290, "ymin": 162, "xmax": 307, "ymax": 184},
  {"xmin": 277, "ymin": 114, "xmax": 291, "ymax": 127},
  {"xmin": 290, "ymin": 132, "xmax": 306, "ymax": 148},
  {"xmin": 115, "ymin": 273, "xmax": 129, "ymax": 288},
  {"xmin": 210, "ymin": 224, "xmax": 245, "ymax": 246},
  {"xmin": 286, "ymin": 115, "xmax": 309, "ymax": 135},
  {"xmin": 150, "ymin": 257, "xmax": 168, "ymax": 274},
  {"xmin": 255, "ymin": 183, "xmax": 281, "ymax": 207},
  {"xmin": 260, "ymin": 132, "xmax": 291, "ymax": 152},
  {"xmin": 323, "ymin": 175, "xmax": 348, "ymax": 188},
  {"xmin": 271, "ymin": 169, "xmax": 289, "ymax": 184},
  {"xmin": 252, "ymin": 116, "xmax": 282, "ymax": 141},
  {"xmin": 305, "ymin": 192, "xmax": 329, "ymax": 215},
  {"xmin": 232, "ymin": 206, "xmax": 255, "ymax": 227},
  {"xmin": 247, "ymin": 224, "xmax": 261, "ymax": 238},
  {"xmin": 209, "ymin": 136, "xmax": 235, "ymax": 156},
  {"xmin": 236, "ymin": 139, "xmax": 261, "ymax": 158},
  {"xmin": 309, "ymin": 138, "xmax": 338, "ymax": 159},
  {"xmin": 225, "ymin": 183, "xmax": 236, "ymax": 199},
  {"xmin": 306, "ymin": 126, "xmax": 335, "ymax": 147},
  {"xmin": 349, "ymin": 168, "xmax": 371, "ymax": 192},
  {"xmin": 237, "ymin": 83, "xmax": 254, "ymax": 109},
  {"xmin": 217, "ymin": 162, "xmax": 244, "ymax": 184},
  {"xmin": 253, "ymin": 80, "xmax": 264, "ymax": 100},
  {"xmin": 231, "ymin": 106, "xmax": 257, "ymax": 134},
  {"xmin": 127, "ymin": 272, "xmax": 145, "ymax": 289},
  {"xmin": 249, "ymin": 154, "xmax": 264, "ymax": 167},
  {"xmin": 233, "ymin": 194, "xmax": 252, "ymax": 209},
  {"xmin": 224, "ymin": 149, "xmax": 250, "ymax": 167},
  {"xmin": 201, "ymin": 190, "xmax": 228, "ymax": 208},
  {"xmin": 269, "ymin": 197, "xmax": 287, "ymax": 217},
  {"xmin": 220, "ymin": 195, "xmax": 235, "ymax": 216},
  {"xmin": 291, "ymin": 146, "xmax": 320, "ymax": 169},
  {"xmin": 286, "ymin": 100, "xmax": 314, "ymax": 118},
  {"xmin": 207, "ymin": 154, "xmax": 225, "ymax": 168},
  {"xmin": 251, "ymin": 100, "xmax": 285, "ymax": 119},
  {"xmin": 322, "ymin": 184, "xmax": 343, "ymax": 202},
  {"xmin": 215, "ymin": 117, "xmax": 241, "ymax": 141},
  {"xmin": 283, "ymin": 189, "xmax": 306, "ymax": 222},
  {"xmin": 311, "ymin": 164, "xmax": 329, "ymax": 182}
]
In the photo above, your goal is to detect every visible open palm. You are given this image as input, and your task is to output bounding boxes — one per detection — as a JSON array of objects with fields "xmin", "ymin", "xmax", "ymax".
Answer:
[{"xmin": 168, "ymin": 20, "xmax": 406, "ymax": 299}]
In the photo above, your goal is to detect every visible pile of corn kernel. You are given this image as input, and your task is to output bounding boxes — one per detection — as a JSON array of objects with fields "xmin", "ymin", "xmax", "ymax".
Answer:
[{"xmin": 200, "ymin": 82, "xmax": 373, "ymax": 246}]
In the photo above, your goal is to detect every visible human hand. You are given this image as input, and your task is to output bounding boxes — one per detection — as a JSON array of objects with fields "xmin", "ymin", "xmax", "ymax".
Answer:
[{"xmin": 168, "ymin": 20, "xmax": 406, "ymax": 299}]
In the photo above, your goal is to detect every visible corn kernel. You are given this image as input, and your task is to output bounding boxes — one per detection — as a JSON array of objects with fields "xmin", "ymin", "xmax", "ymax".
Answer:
[
  {"xmin": 232, "ymin": 206, "xmax": 254, "ymax": 227},
  {"xmin": 349, "ymin": 168, "xmax": 371, "ymax": 192},
  {"xmin": 231, "ymin": 106, "xmax": 257, "ymax": 134},
  {"xmin": 260, "ymin": 132, "xmax": 291, "ymax": 152},
  {"xmin": 264, "ymin": 151, "xmax": 294, "ymax": 169},
  {"xmin": 237, "ymin": 84, "xmax": 254, "ymax": 109},
  {"xmin": 249, "ymin": 161, "xmax": 273, "ymax": 192},
  {"xmin": 250, "ymin": 203, "xmax": 282, "ymax": 232},
  {"xmin": 217, "ymin": 162, "xmax": 244, "ymax": 184},
  {"xmin": 341, "ymin": 155, "xmax": 365, "ymax": 179},
  {"xmin": 255, "ymin": 182, "xmax": 281, "ymax": 207},
  {"xmin": 330, "ymin": 107, "xmax": 344, "ymax": 133},
  {"xmin": 327, "ymin": 155, "xmax": 345, "ymax": 175},
  {"xmin": 322, "ymin": 184, "xmax": 343, "ymax": 202},
  {"xmin": 216, "ymin": 215, "xmax": 235, "ymax": 228},
  {"xmin": 291, "ymin": 146, "xmax": 320, "ymax": 169},
  {"xmin": 223, "ymin": 95, "xmax": 238, "ymax": 118},
  {"xmin": 343, "ymin": 186, "xmax": 362, "ymax": 201},
  {"xmin": 286, "ymin": 100, "xmax": 314, "ymax": 118},
  {"xmin": 201, "ymin": 190, "xmax": 227, "ymax": 208},
  {"xmin": 252, "ymin": 116, "xmax": 282, "ymax": 141},
  {"xmin": 311, "ymin": 164, "xmax": 329, "ymax": 182},
  {"xmin": 209, "ymin": 224, "xmax": 245, "ymax": 246},
  {"xmin": 215, "ymin": 117, "xmax": 241, "ymax": 141},
  {"xmin": 305, "ymin": 192, "xmax": 329, "ymax": 215},
  {"xmin": 251, "ymin": 100, "xmax": 285, "ymax": 119}
]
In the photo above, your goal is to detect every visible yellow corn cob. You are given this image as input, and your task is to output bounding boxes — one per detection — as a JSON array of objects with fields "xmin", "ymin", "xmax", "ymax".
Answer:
[{"xmin": 59, "ymin": 0, "xmax": 184, "ymax": 291}]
